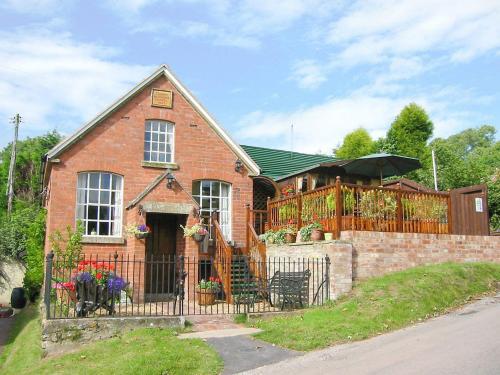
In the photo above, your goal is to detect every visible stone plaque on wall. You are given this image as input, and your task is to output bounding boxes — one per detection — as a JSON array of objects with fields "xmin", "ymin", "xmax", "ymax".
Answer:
[{"xmin": 151, "ymin": 89, "xmax": 173, "ymax": 108}]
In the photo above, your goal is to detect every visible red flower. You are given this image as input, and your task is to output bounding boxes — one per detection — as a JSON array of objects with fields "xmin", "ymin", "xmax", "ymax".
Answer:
[{"xmin": 96, "ymin": 273, "xmax": 103, "ymax": 280}]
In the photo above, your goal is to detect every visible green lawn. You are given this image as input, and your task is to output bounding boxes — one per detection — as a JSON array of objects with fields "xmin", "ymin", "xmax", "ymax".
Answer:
[
  {"xmin": 0, "ymin": 304, "xmax": 222, "ymax": 375},
  {"xmin": 249, "ymin": 262, "xmax": 500, "ymax": 351}
]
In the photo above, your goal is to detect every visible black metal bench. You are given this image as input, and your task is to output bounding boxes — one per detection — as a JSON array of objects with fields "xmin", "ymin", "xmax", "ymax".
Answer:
[{"xmin": 267, "ymin": 270, "xmax": 311, "ymax": 310}]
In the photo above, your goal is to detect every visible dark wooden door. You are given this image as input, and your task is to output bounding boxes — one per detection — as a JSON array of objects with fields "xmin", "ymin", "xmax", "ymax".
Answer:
[
  {"xmin": 451, "ymin": 185, "xmax": 490, "ymax": 235},
  {"xmin": 145, "ymin": 213, "xmax": 177, "ymax": 295}
]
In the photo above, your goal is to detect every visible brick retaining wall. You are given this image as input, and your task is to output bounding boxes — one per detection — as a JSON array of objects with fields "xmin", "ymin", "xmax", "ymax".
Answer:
[
  {"xmin": 267, "ymin": 232, "xmax": 499, "ymax": 299},
  {"xmin": 341, "ymin": 231, "xmax": 500, "ymax": 280}
]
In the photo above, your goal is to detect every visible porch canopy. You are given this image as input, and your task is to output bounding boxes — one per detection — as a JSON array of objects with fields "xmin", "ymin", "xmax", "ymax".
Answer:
[{"xmin": 339, "ymin": 153, "xmax": 422, "ymax": 184}]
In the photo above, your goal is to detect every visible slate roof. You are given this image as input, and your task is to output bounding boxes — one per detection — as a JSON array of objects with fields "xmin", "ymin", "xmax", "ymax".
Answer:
[{"xmin": 240, "ymin": 145, "xmax": 337, "ymax": 180}]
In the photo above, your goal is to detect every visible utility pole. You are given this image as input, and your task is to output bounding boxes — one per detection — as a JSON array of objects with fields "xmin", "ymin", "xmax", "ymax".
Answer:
[
  {"xmin": 6, "ymin": 113, "xmax": 21, "ymax": 215},
  {"xmin": 431, "ymin": 148, "xmax": 438, "ymax": 191}
]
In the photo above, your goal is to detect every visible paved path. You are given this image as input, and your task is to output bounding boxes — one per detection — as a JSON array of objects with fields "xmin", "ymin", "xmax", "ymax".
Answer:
[
  {"xmin": 208, "ymin": 335, "xmax": 300, "ymax": 375},
  {"xmin": 182, "ymin": 315, "xmax": 300, "ymax": 374},
  {"xmin": 240, "ymin": 293, "xmax": 500, "ymax": 375}
]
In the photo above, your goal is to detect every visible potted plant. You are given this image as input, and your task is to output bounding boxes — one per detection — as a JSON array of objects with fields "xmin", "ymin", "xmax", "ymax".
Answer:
[
  {"xmin": 196, "ymin": 277, "xmax": 221, "ymax": 306},
  {"xmin": 125, "ymin": 224, "xmax": 151, "ymax": 239},
  {"xmin": 180, "ymin": 222, "xmax": 209, "ymax": 242},
  {"xmin": 74, "ymin": 260, "xmax": 128, "ymax": 317},
  {"xmin": 284, "ymin": 225, "xmax": 297, "ymax": 243},
  {"xmin": 299, "ymin": 222, "xmax": 324, "ymax": 242}
]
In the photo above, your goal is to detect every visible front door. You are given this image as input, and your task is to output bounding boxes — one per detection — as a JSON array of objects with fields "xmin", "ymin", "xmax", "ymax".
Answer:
[{"xmin": 145, "ymin": 213, "xmax": 177, "ymax": 296}]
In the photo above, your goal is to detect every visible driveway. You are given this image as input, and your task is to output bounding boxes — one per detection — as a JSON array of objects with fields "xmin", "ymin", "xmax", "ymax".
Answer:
[{"xmin": 240, "ymin": 293, "xmax": 500, "ymax": 375}]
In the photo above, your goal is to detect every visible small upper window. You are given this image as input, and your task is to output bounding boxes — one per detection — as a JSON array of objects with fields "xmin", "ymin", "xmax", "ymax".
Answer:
[{"xmin": 144, "ymin": 120, "xmax": 174, "ymax": 163}]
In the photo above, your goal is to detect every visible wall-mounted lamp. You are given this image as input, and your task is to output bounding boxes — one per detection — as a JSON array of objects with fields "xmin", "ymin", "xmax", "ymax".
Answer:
[
  {"xmin": 166, "ymin": 171, "xmax": 175, "ymax": 189},
  {"xmin": 235, "ymin": 159, "xmax": 243, "ymax": 173}
]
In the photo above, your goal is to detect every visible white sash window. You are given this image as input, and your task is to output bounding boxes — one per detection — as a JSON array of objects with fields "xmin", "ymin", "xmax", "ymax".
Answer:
[
  {"xmin": 76, "ymin": 172, "xmax": 123, "ymax": 236},
  {"xmin": 192, "ymin": 180, "xmax": 231, "ymax": 240}
]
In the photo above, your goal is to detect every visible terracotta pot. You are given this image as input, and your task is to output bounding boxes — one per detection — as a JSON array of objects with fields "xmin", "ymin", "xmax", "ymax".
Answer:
[
  {"xmin": 311, "ymin": 229, "xmax": 324, "ymax": 241},
  {"xmin": 196, "ymin": 288, "xmax": 216, "ymax": 305},
  {"xmin": 284, "ymin": 233, "xmax": 296, "ymax": 243}
]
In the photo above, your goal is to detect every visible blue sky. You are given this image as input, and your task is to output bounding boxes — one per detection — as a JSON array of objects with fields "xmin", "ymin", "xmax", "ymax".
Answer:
[{"xmin": 0, "ymin": 0, "xmax": 499, "ymax": 153}]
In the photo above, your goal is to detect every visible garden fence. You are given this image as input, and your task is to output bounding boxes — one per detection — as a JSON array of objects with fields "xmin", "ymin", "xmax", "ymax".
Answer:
[{"xmin": 44, "ymin": 252, "xmax": 330, "ymax": 319}]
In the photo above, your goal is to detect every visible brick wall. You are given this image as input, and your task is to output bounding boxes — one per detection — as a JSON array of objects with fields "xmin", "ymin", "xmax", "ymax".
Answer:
[
  {"xmin": 45, "ymin": 75, "xmax": 253, "ymax": 259},
  {"xmin": 267, "ymin": 232, "xmax": 499, "ymax": 299},
  {"xmin": 266, "ymin": 241, "xmax": 353, "ymax": 300},
  {"xmin": 341, "ymin": 231, "xmax": 500, "ymax": 280}
]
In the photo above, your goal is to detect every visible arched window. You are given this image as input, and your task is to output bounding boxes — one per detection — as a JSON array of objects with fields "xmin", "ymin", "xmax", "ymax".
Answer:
[
  {"xmin": 192, "ymin": 180, "xmax": 231, "ymax": 240},
  {"xmin": 76, "ymin": 172, "xmax": 123, "ymax": 236}
]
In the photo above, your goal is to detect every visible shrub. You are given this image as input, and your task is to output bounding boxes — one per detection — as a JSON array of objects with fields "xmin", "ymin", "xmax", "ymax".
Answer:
[
  {"xmin": 0, "ymin": 205, "xmax": 39, "ymax": 260},
  {"xmin": 23, "ymin": 209, "xmax": 47, "ymax": 301}
]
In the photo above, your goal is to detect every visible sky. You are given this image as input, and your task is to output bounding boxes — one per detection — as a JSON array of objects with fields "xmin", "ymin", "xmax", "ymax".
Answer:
[{"xmin": 0, "ymin": 0, "xmax": 499, "ymax": 154}]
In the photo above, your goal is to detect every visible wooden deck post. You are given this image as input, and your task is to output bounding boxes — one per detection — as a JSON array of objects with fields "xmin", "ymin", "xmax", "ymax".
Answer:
[
  {"xmin": 266, "ymin": 196, "xmax": 271, "ymax": 231},
  {"xmin": 297, "ymin": 192, "xmax": 303, "ymax": 230},
  {"xmin": 447, "ymin": 190, "xmax": 453, "ymax": 234},
  {"xmin": 396, "ymin": 183, "xmax": 403, "ymax": 232},
  {"xmin": 335, "ymin": 176, "xmax": 342, "ymax": 239}
]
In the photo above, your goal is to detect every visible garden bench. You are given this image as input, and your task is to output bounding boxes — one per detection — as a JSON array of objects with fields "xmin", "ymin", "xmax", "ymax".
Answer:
[{"xmin": 267, "ymin": 270, "xmax": 311, "ymax": 310}]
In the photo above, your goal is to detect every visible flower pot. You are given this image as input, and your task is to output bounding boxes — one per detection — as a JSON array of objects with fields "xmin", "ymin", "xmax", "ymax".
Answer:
[
  {"xmin": 284, "ymin": 233, "xmax": 296, "ymax": 243},
  {"xmin": 193, "ymin": 233, "xmax": 206, "ymax": 242},
  {"xmin": 196, "ymin": 288, "xmax": 216, "ymax": 306},
  {"xmin": 311, "ymin": 229, "xmax": 324, "ymax": 241},
  {"xmin": 324, "ymin": 232, "xmax": 333, "ymax": 241},
  {"xmin": 295, "ymin": 231, "xmax": 302, "ymax": 243},
  {"xmin": 135, "ymin": 232, "xmax": 149, "ymax": 239}
]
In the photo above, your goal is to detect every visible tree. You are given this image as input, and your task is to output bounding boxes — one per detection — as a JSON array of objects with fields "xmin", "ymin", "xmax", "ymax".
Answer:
[
  {"xmin": 412, "ymin": 125, "xmax": 499, "ymax": 230},
  {"xmin": 386, "ymin": 103, "xmax": 433, "ymax": 159},
  {"xmin": 334, "ymin": 128, "xmax": 375, "ymax": 159},
  {"xmin": 0, "ymin": 131, "xmax": 61, "ymax": 211}
]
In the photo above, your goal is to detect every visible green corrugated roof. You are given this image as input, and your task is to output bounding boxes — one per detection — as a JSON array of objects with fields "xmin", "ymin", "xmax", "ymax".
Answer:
[{"xmin": 241, "ymin": 145, "xmax": 337, "ymax": 180}]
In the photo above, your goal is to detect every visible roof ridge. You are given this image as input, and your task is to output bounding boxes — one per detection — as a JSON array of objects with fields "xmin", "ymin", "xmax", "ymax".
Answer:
[{"xmin": 241, "ymin": 144, "xmax": 335, "ymax": 159}]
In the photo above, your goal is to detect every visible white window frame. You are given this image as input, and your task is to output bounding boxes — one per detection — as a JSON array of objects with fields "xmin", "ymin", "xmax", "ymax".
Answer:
[
  {"xmin": 192, "ymin": 180, "xmax": 232, "ymax": 240},
  {"xmin": 76, "ymin": 172, "xmax": 123, "ymax": 237},
  {"xmin": 144, "ymin": 120, "xmax": 175, "ymax": 163}
]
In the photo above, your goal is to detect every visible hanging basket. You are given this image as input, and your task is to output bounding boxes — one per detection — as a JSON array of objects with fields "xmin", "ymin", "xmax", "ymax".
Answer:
[
  {"xmin": 135, "ymin": 232, "xmax": 150, "ymax": 239},
  {"xmin": 193, "ymin": 233, "xmax": 206, "ymax": 242}
]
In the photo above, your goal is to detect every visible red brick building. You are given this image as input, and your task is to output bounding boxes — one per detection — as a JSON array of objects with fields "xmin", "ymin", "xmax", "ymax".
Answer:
[{"xmin": 42, "ymin": 65, "xmax": 262, "ymax": 264}]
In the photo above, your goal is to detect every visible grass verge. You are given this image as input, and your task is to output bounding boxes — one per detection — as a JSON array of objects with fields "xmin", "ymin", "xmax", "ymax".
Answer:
[
  {"xmin": 249, "ymin": 262, "xmax": 500, "ymax": 351},
  {"xmin": 0, "ymin": 304, "xmax": 222, "ymax": 375}
]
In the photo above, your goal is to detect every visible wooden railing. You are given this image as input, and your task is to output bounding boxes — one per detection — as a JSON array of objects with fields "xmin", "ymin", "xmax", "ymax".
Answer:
[
  {"xmin": 267, "ymin": 177, "xmax": 451, "ymax": 237},
  {"xmin": 245, "ymin": 205, "xmax": 267, "ymax": 282},
  {"xmin": 250, "ymin": 209, "xmax": 267, "ymax": 235},
  {"xmin": 212, "ymin": 218, "xmax": 233, "ymax": 303}
]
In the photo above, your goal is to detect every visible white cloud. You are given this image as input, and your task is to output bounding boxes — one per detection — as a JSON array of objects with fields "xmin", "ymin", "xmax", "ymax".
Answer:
[
  {"xmin": 0, "ymin": 29, "xmax": 152, "ymax": 144},
  {"xmin": 290, "ymin": 60, "xmax": 328, "ymax": 89},
  {"xmin": 235, "ymin": 88, "xmax": 487, "ymax": 154},
  {"xmin": 1, "ymin": 0, "xmax": 72, "ymax": 14},
  {"xmin": 327, "ymin": 0, "xmax": 500, "ymax": 67},
  {"xmin": 106, "ymin": 0, "xmax": 340, "ymax": 49}
]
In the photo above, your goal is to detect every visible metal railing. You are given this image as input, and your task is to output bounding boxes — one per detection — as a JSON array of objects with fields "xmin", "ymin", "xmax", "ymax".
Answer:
[{"xmin": 44, "ymin": 252, "xmax": 330, "ymax": 319}]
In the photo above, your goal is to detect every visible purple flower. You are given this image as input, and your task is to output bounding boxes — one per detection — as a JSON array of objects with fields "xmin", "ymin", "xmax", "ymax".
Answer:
[
  {"xmin": 137, "ymin": 224, "xmax": 149, "ymax": 233},
  {"xmin": 107, "ymin": 276, "xmax": 127, "ymax": 293},
  {"xmin": 77, "ymin": 272, "xmax": 93, "ymax": 283}
]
